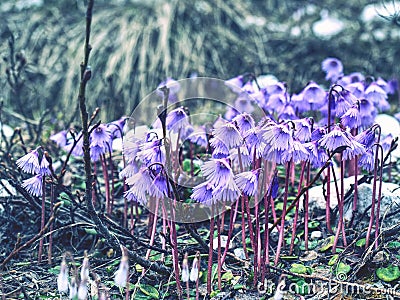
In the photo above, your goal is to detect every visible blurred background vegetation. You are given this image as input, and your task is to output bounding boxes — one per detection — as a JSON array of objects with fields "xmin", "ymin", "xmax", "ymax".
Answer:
[{"xmin": 0, "ymin": 0, "xmax": 399, "ymax": 131}]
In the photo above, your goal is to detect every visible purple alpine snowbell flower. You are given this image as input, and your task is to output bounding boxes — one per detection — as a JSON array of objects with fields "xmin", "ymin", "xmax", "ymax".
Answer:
[
  {"xmin": 232, "ymin": 113, "xmax": 255, "ymax": 135},
  {"xmin": 290, "ymin": 92, "xmax": 311, "ymax": 114},
  {"xmin": 335, "ymin": 89, "xmax": 357, "ymax": 118},
  {"xmin": 212, "ymin": 172, "xmax": 241, "ymax": 202},
  {"xmin": 301, "ymin": 82, "xmax": 327, "ymax": 109},
  {"xmin": 188, "ymin": 126, "xmax": 208, "ymax": 148},
  {"xmin": 22, "ymin": 174, "xmax": 43, "ymax": 197},
  {"xmin": 229, "ymin": 145, "xmax": 252, "ymax": 167},
  {"xmin": 50, "ymin": 130, "xmax": 68, "ymax": 147},
  {"xmin": 342, "ymin": 138, "xmax": 365, "ymax": 160},
  {"xmin": 209, "ymin": 137, "xmax": 230, "ymax": 159},
  {"xmin": 150, "ymin": 173, "xmax": 169, "ymax": 199},
  {"xmin": 358, "ymin": 148, "xmax": 374, "ymax": 171},
  {"xmin": 119, "ymin": 162, "xmax": 139, "ymax": 179},
  {"xmin": 289, "ymin": 140, "xmax": 309, "ymax": 164},
  {"xmin": 166, "ymin": 107, "xmax": 190, "ymax": 133},
  {"xmin": 234, "ymin": 169, "xmax": 261, "ymax": 197},
  {"xmin": 225, "ymin": 75, "xmax": 244, "ymax": 89},
  {"xmin": 345, "ymin": 82, "xmax": 365, "ymax": 99},
  {"xmin": 191, "ymin": 181, "xmax": 214, "ymax": 205},
  {"xmin": 122, "ymin": 137, "xmax": 141, "ymax": 164},
  {"xmin": 340, "ymin": 105, "xmax": 361, "ymax": 129},
  {"xmin": 355, "ymin": 128, "xmax": 376, "ymax": 149},
  {"xmin": 359, "ymin": 98, "xmax": 377, "ymax": 128},
  {"xmin": 318, "ymin": 125, "xmax": 353, "ymax": 152},
  {"xmin": 262, "ymin": 122, "xmax": 293, "ymax": 152},
  {"xmin": 244, "ymin": 127, "xmax": 266, "ymax": 159},
  {"xmin": 234, "ymin": 94, "xmax": 254, "ymax": 114},
  {"xmin": 39, "ymin": 156, "xmax": 51, "ymax": 176},
  {"xmin": 64, "ymin": 133, "xmax": 84, "ymax": 157},
  {"xmin": 294, "ymin": 118, "xmax": 313, "ymax": 142},
  {"xmin": 338, "ymin": 72, "xmax": 365, "ymax": 86},
  {"xmin": 304, "ymin": 141, "xmax": 328, "ymax": 168},
  {"xmin": 212, "ymin": 122, "xmax": 243, "ymax": 149},
  {"xmin": 124, "ymin": 168, "xmax": 153, "ymax": 205},
  {"xmin": 311, "ymin": 127, "xmax": 326, "ymax": 141},
  {"xmin": 364, "ymin": 82, "xmax": 388, "ymax": 106},
  {"xmin": 266, "ymin": 93, "xmax": 287, "ymax": 112},
  {"xmin": 138, "ymin": 139, "xmax": 165, "ymax": 166},
  {"xmin": 321, "ymin": 57, "xmax": 343, "ymax": 82},
  {"xmin": 278, "ymin": 104, "xmax": 298, "ymax": 121},
  {"xmin": 16, "ymin": 148, "xmax": 40, "ymax": 174},
  {"xmin": 108, "ymin": 116, "xmax": 127, "ymax": 139}
]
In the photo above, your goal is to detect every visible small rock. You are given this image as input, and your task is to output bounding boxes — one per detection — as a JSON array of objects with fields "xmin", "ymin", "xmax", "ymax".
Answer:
[
  {"xmin": 311, "ymin": 231, "xmax": 322, "ymax": 239},
  {"xmin": 233, "ymin": 248, "xmax": 246, "ymax": 260}
]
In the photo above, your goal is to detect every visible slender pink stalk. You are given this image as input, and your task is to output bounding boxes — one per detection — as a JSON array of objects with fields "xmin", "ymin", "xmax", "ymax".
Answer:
[
  {"xmin": 100, "ymin": 155, "xmax": 111, "ymax": 215},
  {"xmin": 304, "ymin": 162, "xmax": 310, "ymax": 250},
  {"xmin": 47, "ymin": 183, "xmax": 54, "ymax": 264},
  {"xmin": 289, "ymin": 162, "xmax": 306, "ymax": 255},
  {"xmin": 207, "ymin": 212, "xmax": 215, "ymax": 295},
  {"xmin": 38, "ymin": 176, "xmax": 46, "ymax": 263},
  {"xmin": 374, "ymin": 144, "xmax": 384, "ymax": 248},
  {"xmin": 274, "ymin": 161, "xmax": 291, "ymax": 265}
]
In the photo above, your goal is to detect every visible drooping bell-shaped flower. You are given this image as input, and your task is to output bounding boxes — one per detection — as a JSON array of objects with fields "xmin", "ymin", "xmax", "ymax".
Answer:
[
  {"xmin": 302, "ymin": 81, "xmax": 327, "ymax": 109},
  {"xmin": 340, "ymin": 105, "xmax": 361, "ymax": 129},
  {"xmin": 321, "ymin": 57, "xmax": 343, "ymax": 82},
  {"xmin": 234, "ymin": 169, "xmax": 261, "ymax": 197},
  {"xmin": 22, "ymin": 174, "xmax": 43, "ymax": 197},
  {"xmin": 304, "ymin": 141, "xmax": 328, "ymax": 168},
  {"xmin": 212, "ymin": 122, "xmax": 243, "ymax": 149},
  {"xmin": 50, "ymin": 130, "xmax": 68, "ymax": 148},
  {"xmin": 294, "ymin": 118, "xmax": 312, "ymax": 142},
  {"xmin": 318, "ymin": 125, "xmax": 353, "ymax": 152},
  {"xmin": 16, "ymin": 148, "xmax": 40, "ymax": 174},
  {"xmin": 191, "ymin": 181, "xmax": 214, "ymax": 205},
  {"xmin": 166, "ymin": 107, "xmax": 190, "ymax": 133},
  {"xmin": 232, "ymin": 112, "xmax": 255, "ymax": 135}
]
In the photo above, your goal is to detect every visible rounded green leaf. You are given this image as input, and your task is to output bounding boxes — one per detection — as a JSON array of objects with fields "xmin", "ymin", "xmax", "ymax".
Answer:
[
  {"xmin": 290, "ymin": 263, "xmax": 308, "ymax": 274},
  {"xmin": 376, "ymin": 265, "xmax": 400, "ymax": 282}
]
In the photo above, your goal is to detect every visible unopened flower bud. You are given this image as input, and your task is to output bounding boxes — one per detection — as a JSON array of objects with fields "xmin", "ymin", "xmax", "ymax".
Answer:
[
  {"xmin": 69, "ymin": 277, "xmax": 78, "ymax": 299},
  {"xmin": 57, "ymin": 256, "xmax": 69, "ymax": 293},
  {"xmin": 77, "ymin": 280, "xmax": 88, "ymax": 300},
  {"xmin": 190, "ymin": 254, "xmax": 200, "ymax": 282},
  {"xmin": 181, "ymin": 253, "xmax": 189, "ymax": 283},
  {"xmin": 114, "ymin": 247, "xmax": 129, "ymax": 288},
  {"xmin": 80, "ymin": 251, "xmax": 90, "ymax": 282}
]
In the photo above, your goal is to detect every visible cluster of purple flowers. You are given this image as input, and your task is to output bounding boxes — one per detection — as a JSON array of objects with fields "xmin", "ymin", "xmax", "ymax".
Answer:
[
  {"xmin": 16, "ymin": 147, "xmax": 50, "ymax": 197},
  {"xmin": 121, "ymin": 57, "xmax": 398, "ymax": 207},
  {"xmin": 50, "ymin": 116, "xmax": 127, "ymax": 162}
]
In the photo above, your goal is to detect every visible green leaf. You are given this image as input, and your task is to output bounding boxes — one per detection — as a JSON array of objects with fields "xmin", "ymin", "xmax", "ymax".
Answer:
[
  {"xmin": 84, "ymin": 228, "xmax": 97, "ymax": 235},
  {"xmin": 335, "ymin": 262, "xmax": 351, "ymax": 276},
  {"xmin": 318, "ymin": 236, "xmax": 335, "ymax": 252},
  {"xmin": 221, "ymin": 271, "xmax": 234, "ymax": 282},
  {"xmin": 138, "ymin": 284, "xmax": 159, "ymax": 299},
  {"xmin": 48, "ymin": 265, "xmax": 61, "ymax": 275},
  {"xmin": 387, "ymin": 241, "xmax": 400, "ymax": 249},
  {"xmin": 233, "ymin": 284, "xmax": 245, "ymax": 290},
  {"xmin": 328, "ymin": 255, "xmax": 339, "ymax": 266},
  {"xmin": 290, "ymin": 263, "xmax": 308, "ymax": 274},
  {"xmin": 210, "ymin": 290, "xmax": 220, "ymax": 298},
  {"xmin": 308, "ymin": 221, "xmax": 320, "ymax": 229},
  {"xmin": 376, "ymin": 265, "xmax": 400, "ymax": 282},
  {"xmin": 355, "ymin": 238, "xmax": 366, "ymax": 247}
]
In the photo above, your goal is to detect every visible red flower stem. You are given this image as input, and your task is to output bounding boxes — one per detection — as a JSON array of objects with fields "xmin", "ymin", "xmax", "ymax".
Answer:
[
  {"xmin": 221, "ymin": 199, "xmax": 239, "ymax": 266},
  {"xmin": 47, "ymin": 183, "xmax": 54, "ymax": 264},
  {"xmin": 332, "ymin": 156, "xmax": 346, "ymax": 252},
  {"xmin": 304, "ymin": 162, "xmax": 310, "ymax": 250},
  {"xmin": 274, "ymin": 160, "xmax": 292, "ymax": 265},
  {"xmin": 100, "ymin": 155, "xmax": 111, "ymax": 215},
  {"xmin": 207, "ymin": 210, "xmax": 215, "ymax": 295},
  {"xmin": 217, "ymin": 213, "xmax": 222, "ymax": 290},
  {"xmin": 374, "ymin": 144, "xmax": 384, "ymax": 248},
  {"xmin": 289, "ymin": 161, "xmax": 306, "ymax": 255},
  {"xmin": 240, "ymin": 195, "xmax": 249, "ymax": 260},
  {"xmin": 366, "ymin": 126, "xmax": 381, "ymax": 249},
  {"xmin": 38, "ymin": 176, "xmax": 46, "ymax": 263},
  {"xmin": 92, "ymin": 162, "xmax": 97, "ymax": 207},
  {"xmin": 107, "ymin": 144, "xmax": 115, "ymax": 213},
  {"xmin": 261, "ymin": 193, "xmax": 271, "ymax": 286}
]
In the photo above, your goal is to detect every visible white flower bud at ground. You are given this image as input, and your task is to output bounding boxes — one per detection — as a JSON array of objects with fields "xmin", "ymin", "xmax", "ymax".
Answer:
[
  {"xmin": 80, "ymin": 251, "xmax": 90, "ymax": 282},
  {"xmin": 189, "ymin": 256, "xmax": 199, "ymax": 282},
  {"xmin": 69, "ymin": 277, "xmax": 78, "ymax": 299},
  {"xmin": 57, "ymin": 257, "xmax": 69, "ymax": 293},
  {"xmin": 114, "ymin": 249, "xmax": 129, "ymax": 288},
  {"xmin": 181, "ymin": 253, "xmax": 189, "ymax": 283},
  {"xmin": 77, "ymin": 280, "xmax": 88, "ymax": 300}
]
